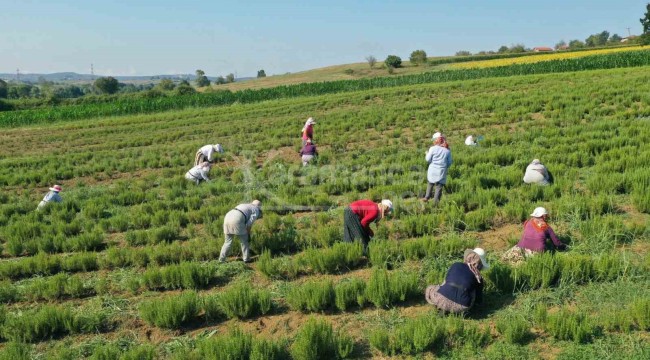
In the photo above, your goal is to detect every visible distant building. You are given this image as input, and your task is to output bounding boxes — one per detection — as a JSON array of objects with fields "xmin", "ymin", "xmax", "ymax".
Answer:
[
  {"xmin": 533, "ymin": 47, "xmax": 554, "ymax": 52},
  {"xmin": 557, "ymin": 45, "xmax": 570, "ymax": 50},
  {"xmin": 621, "ymin": 35, "xmax": 638, "ymax": 43}
]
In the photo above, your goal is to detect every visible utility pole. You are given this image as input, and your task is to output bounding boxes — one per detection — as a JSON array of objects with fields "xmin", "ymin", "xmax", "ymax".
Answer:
[
  {"xmin": 16, "ymin": 68, "xmax": 20, "ymax": 81},
  {"xmin": 627, "ymin": 27, "xmax": 631, "ymax": 37},
  {"xmin": 91, "ymin": 63, "xmax": 94, "ymax": 79}
]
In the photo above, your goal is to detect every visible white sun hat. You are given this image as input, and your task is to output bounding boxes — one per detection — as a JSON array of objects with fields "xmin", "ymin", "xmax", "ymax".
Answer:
[
  {"xmin": 530, "ymin": 207, "xmax": 548, "ymax": 218},
  {"xmin": 214, "ymin": 144, "xmax": 224, "ymax": 154},
  {"xmin": 472, "ymin": 247, "xmax": 490, "ymax": 269},
  {"xmin": 431, "ymin": 132, "xmax": 442, "ymax": 141}
]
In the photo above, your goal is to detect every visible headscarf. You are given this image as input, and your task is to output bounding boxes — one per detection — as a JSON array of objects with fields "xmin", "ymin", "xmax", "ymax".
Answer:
[
  {"xmin": 527, "ymin": 217, "xmax": 549, "ymax": 232},
  {"xmin": 531, "ymin": 159, "xmax": 541, "ymax": 165},
  {"xmin": 463, "ymin": 251, "xmax": 483, "ymax": 283},
  {"xmin": 434, "ymin": 135, "xmax": 449, "ymax": 149},
  {"xmin": 302, "ymin": 117, "xmax": 316, "ymax": 131}
]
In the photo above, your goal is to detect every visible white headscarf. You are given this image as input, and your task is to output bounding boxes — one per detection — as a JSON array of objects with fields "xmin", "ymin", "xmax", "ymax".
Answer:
[{"xmin": 302, "ymin": 117, "xmax": 316, "ymax": 131}]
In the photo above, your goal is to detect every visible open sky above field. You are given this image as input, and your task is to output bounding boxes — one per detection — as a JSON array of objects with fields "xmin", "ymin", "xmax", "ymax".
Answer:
[{"xmin": 1, "ymin": 0, "xmax": 647, "ymax": 77}]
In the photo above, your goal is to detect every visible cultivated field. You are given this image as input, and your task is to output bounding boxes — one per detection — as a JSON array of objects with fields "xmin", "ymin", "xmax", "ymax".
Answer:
[{"xmin": 0, "ymin": 58, "xmax": 649, "ymax": 358}]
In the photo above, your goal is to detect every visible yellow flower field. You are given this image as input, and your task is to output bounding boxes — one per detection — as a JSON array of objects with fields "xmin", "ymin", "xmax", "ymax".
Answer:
[{"xmin": 452, "ymin": 45, "xmax": 650, "ymax": 69}]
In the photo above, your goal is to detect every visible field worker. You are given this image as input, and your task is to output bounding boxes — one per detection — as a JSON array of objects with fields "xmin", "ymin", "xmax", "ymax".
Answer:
[
  {"xmin": 301, "ymin": 117, "xmax": 316, "ymax": 146},
  {"xmin": 502, "ymin": 207, "xmax": 567, "ymax": 264},
  {"xmin": 219, "ymin": 200, "xmax": 263, "ymax": 263},
  {"xmin": 194, "ymin": 144, "xmax": 224, "ymax": 166},
  {"xmin": 421, "ymin": 132, "xmax": 452, "ymax": 205},
  {"xmin": 185, "ymin": 161, "xmax": 212, "ymax": 185},
  {"xmin": 37, "ymin": 185, "xmax": 62, "ymax": 210},
  {"xmin": 299, "ymin": 139, "xmax": 318, "ymax": 166},
  {"xmin": 465, "ymin": 135, "xmax": 477, "ymax": 146},
  {"xmin": 343, "ymin": 199, "xmax": 393, "ymax": 250},
  {"xmin": 523, "ymin": 159, "xmax": 550, "ymax": 185},
  {"xmin": 425, "ymin": 248, "xmax": 489, "ymax": 314}
]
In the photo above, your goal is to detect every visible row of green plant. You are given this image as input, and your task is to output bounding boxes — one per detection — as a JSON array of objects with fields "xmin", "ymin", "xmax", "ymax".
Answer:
[
  {"xmin": 0, "ymin": 304, "xmax": 111, "ymax": 343},
  {"xmin": 286, "ymin": 268, "xmax": 419, "ymax": 312},
  {"xmin": 0, "ymin": 273, "xmax": 94, "ymax": 303},
  {"xmin": 139, "ymin": 285, "xmax": 271, "ymax": 329},
  {"xmin": 3, "ymin": 49, "xmax": 650, "ymax": 127}
]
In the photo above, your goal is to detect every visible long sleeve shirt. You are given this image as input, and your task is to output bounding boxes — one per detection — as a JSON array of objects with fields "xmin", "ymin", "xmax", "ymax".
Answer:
[
  {"xmin": 523, "ymin": 164, "xmax": 549, "ymax": 185},
  {"xmin": 437, "ymin": 262, "xmax": 483, "ymax": 307},
  {"xmin": 425, "ymin": 145, "xmax": 452, "ymax": 184},
  {"xmin": 185, "ymin": 165, "xmax": 210, "ymax": 183},
  {"xmin": 300, "ymin": 144, "xmax": 318, "ymax": 156},
  {"xmin": 38, "ymin": 191, "xmax": 62, "ymax": 210},
  {"xmin": 234, "ymin": 204, "xmax": 262, "ymax": 228},
  {"xmin": 349, "ymin": 200, "xmax": 379, "ymax": 237},
  {"xmin": 516, "ymin": 219, "xmax": 563, "ymax": 252},
  {"xmin": 199, "ymin": 145, "xmax": 217, "ymax": 162},
  {"xmin": 302, "ymin": 125, "xmax": 313, "ymax": 140}
]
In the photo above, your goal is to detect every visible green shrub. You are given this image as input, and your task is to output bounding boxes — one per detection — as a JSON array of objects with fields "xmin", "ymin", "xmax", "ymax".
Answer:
[
  {"xmin": 287, "ymin": 279, "xmax": 335, "ymax": 312},
  {"xmin": 198, "ymin": 327, "xmax": 252, "ymax": 360},
  {"xmin": 139, "ymin": 291, "xmax": 200, "ymax": 329},
  {"xmin": 630, "ymin": 298, "xmax": 650, "ymax": 331},
  {"xmin": 250, "ymin": 338, "xmax": 290, "ymax": 360},
  {"xmin": 0, "ymin": 342, "xmax": 32, "ymax": 360},
  {"xmin": 141, "ymin": 262, "xmax": 216, "ymax": 290},
  {"xmin": 334, "ymin": 278, "xmax": 366, "ymax": 311},
  {"xmin": 496, "ymin": 313, "xmax": 531, "ymax": 344},
  {"xmin": 545, "ymin": 308, "xmax": 594, "ymax": 343},
  {"xmin": 384, "ymin": 55, "xmax": 402, "ymax": 68},
  {"xmin": 251, "ymin": 214, "xmax": 298, "ymax": 254},
  {"xmin": 365, "ymin": 268, "xmax": 419, "ymax": 308},
  {"xmin": 290, "ymin": 317, "xmax": 352, "ymax": 360},
  {"xmin": 216, "ymin": 282, "xmax": 273, "ymax": 319},
  {"xmin": 303, "ymin": 242, "xmax": 363, "ymax": 274}
]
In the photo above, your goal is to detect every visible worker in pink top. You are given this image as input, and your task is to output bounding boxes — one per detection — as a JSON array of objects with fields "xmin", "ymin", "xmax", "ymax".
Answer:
[
  {"xmin": 502, "ymin": 207, "xmax": 566, "ymax": 264},
  {"xmin": 301, "ymin": 117, "xmax": 316, "ymax": 146},
  {"xmin": 343, "ymin": 199, "xmax": 393, "ymax": 251}
]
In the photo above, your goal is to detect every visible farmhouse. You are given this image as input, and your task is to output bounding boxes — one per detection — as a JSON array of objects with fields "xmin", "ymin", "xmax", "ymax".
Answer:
[{"xmin": 533, "ymin": 46, "xmax": 554, "ymax": 52}]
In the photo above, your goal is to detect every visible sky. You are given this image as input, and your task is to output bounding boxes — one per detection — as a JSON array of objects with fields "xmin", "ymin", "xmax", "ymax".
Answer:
[{"xmin": 1, "ymin": 0, "xmax": 647, "ymax": 77}]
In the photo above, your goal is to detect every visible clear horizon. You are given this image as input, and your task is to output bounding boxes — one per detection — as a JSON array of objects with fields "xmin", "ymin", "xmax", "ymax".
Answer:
[{"xmin": 2, "ymin": 0, "xmax": 647, "ymax": 77}]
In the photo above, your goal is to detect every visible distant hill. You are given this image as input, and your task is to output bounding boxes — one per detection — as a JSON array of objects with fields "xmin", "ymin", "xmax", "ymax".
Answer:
[{"xmin": 0, "ymin": 72, "xmax": 251, "ymax": 83}]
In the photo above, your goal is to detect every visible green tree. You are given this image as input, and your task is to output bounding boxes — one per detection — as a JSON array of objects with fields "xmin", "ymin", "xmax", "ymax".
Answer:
[
  {"xmin": 215, "ymin": 76, "xmax": 226, "ymax": 85},
  {"xmin": 175, "ymin": 82, "xmax": 195, "ymax": 95},
  {"xmin": 509, "ymin": 44, "xmax": 526, "ymax": 53},
  {"xmin": 568, "ymin": 39, "xmax": 585, "ymax": 49},
  {"xmin": 409, "ymin": 49, "xmax": 427, "ymax": 65},
  {"xmin": 257, "ymin": 69, "xmax": 266, "ymax": 78},
  {"xmin": 226, "ymin": 73, "xmax": 235, "ymax": 83},
  {"xmin": 641, "ymin": 3, "xmax": 650, "ymax": 33},
  {"xmin": 455, "ymin": 50, "xmax": 471, "ymax": 56},
  {"xmin": 195, "ymin": 70, "xmax": 210, "ymax": 87},
  {"xmin": 384, "ymin": 55, "xmax": 402, "ymax": 68},
  {"xmin": 608, "ymin": 33, "xmax": 622, "ymax": 44},
  {"xmin": 94, "ymin": 76, "xmax": 119, "ymax": 94},
  {"xmin": 555, "ymin": 40, "xmax": 567, "ymax": 49},
  {"xmin": 156, "ymin": 79, "xmax": 175, "ymax": 91},
  {"xmin": 497, "ymin": 45, "xmax": 509, "ymax": 53},
  {"xmin": 0, "ymin": 79, "xmax": 7, "ymax": 99}
]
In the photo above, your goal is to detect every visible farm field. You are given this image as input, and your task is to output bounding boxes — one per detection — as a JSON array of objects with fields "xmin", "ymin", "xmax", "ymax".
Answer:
[
  {"xmin": 0, "ymin": 64, "xmax": 649, "ymax": 359},
  {"xmin": 451, "ymin": 45, "xmax": 650, "ymax": 69}
]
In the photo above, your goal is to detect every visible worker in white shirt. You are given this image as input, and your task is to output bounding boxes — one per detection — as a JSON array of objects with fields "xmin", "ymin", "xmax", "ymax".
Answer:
[
  {"xmin": 185, "ymin": 162, "xmax": 212, "ymax": 185},
  {"xmin": 37, "ymin": 184, "xmax": 63, "ymax": 210},
  {"xmin": 219, "ymin": 200, "xmax": 263, "ymax": 263},
  {"xmin": 195, "ymin": 144, "xmax": 224, "ymax": 166}
]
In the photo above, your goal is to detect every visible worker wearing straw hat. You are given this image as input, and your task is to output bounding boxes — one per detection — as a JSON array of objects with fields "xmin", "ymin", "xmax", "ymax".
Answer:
[
  {"xmin": 502, "ymin": 207, "xmax": 567, "ymax": 265},
  {"xmin": 425, "ymin": 248, "xmax": 489, "ymax": 314},
  {"xmin": 219, "ymin": 200, "xmax": 263, "ymax": 263},
  {"xmin": 195, "ymin": 144, "xmax": 224, "ymax": 166},
  {"xmin": 37, "ymin": 184, "xmax": 63, "ymax": 210}
]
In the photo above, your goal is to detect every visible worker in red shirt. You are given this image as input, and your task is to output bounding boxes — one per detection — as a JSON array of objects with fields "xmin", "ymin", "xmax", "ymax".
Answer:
[{"xmin": 343, "ymin": 199, "xmax": 393, "ymax": 250}]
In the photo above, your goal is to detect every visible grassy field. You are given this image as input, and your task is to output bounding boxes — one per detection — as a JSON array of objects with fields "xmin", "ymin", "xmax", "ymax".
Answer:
[
  {"xmin": 0, "ymin": 64, "xmax": 649, "ymax": 359},
  {"xmin": 212, "ymin": 45, "xmax": 648, "ymax": 92}
]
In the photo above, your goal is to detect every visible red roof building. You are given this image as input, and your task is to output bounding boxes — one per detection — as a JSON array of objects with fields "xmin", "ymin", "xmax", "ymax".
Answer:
[{"xmin": 533, "ymin": 47, "xmax": 554, "ymax": 52}]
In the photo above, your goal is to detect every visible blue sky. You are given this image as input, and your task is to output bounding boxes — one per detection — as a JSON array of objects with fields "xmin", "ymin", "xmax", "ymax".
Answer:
[{"xmin": 1, "ymin": 0, "xmax": 647, "ymax": 77}]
